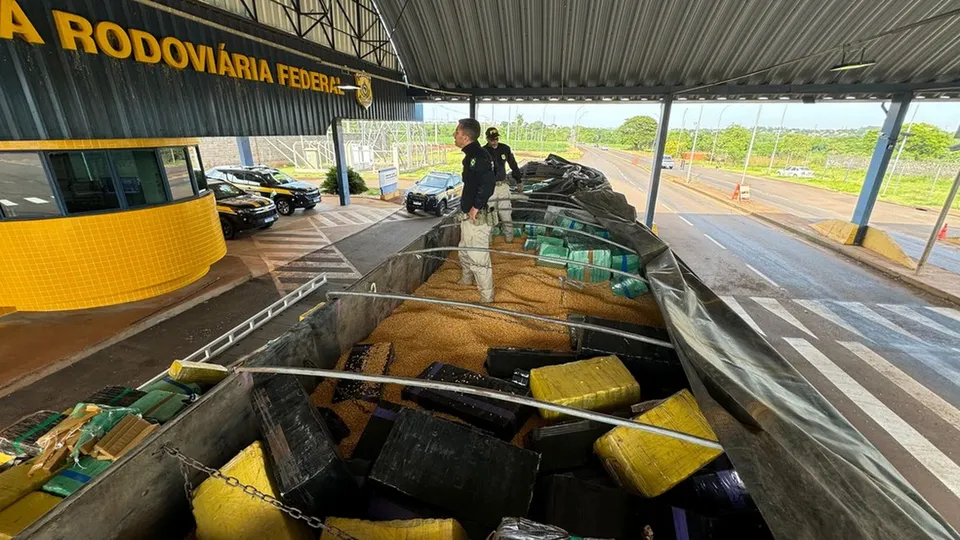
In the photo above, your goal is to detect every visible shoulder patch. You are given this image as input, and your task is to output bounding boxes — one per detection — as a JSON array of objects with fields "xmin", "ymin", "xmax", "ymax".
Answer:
[
  {"xmin": 470, "ymin": 157, "xmax": 476, "ymax": 167},
  {"xmin": 501, "ymin": 154, "xmax": 507, "ymax": 160}
]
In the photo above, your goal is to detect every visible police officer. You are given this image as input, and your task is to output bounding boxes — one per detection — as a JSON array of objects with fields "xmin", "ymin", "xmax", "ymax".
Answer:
[
  {"xmin": 483, "ymin": 127, "xmax": 523, "ymax": 243},
  {"xmin": 453, "ymin": 118, "xmax": 497, "ymax": 303}
]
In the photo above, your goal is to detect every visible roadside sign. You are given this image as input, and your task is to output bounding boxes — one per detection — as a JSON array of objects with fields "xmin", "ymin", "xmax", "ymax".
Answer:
[
  {"xmin": 379, "ymin": 167, "xmax": 399, "ymax": 196},
  {"xmin": 731, "ymin": 183, "xmax": 751, "ymax": 202}
]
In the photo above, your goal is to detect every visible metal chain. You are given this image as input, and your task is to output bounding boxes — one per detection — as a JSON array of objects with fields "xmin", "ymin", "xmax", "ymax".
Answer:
[{"xmin": 159, "ymin": 445, "xmax": 357, "ymax": 540}]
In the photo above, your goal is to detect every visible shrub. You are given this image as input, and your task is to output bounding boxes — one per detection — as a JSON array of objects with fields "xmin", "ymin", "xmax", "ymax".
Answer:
[{"xmin": 322, "ymin": 166, "xmax": 367, "ymax": 194}]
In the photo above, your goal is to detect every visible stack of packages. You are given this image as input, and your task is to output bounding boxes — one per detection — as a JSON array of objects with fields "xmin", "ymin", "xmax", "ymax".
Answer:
[{"xmin": 0, "ymin": 360, "xmax": 228, "ymax": 537}]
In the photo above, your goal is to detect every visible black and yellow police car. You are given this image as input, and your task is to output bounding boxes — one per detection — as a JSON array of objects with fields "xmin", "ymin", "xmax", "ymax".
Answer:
[
  {"xmin": 206, "ymin": 166, "xmax": 321, "ymax": 216},
  {"xmin": 405, "ymin": 172, "xmax": 463, "ymax": 216},
  {"xmin": 209, "ymin": 179, "xmax": 278, "ymax": 240}
]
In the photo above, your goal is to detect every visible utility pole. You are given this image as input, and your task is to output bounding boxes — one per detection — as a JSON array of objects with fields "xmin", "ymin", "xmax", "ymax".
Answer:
[
  {"xmin": 741, "ymin": 104, "xmax": 763, "ymax": 184},
  {"xmin": 767, "ymin": 105, "xmax": 788, "ymax": 173},
  {"xmin": 676, "ymin": 108, "xmax": 690, "ymax": 160},
  {"xmin": 883, "ymin": 105, "xmax": 919, "ymax": 196},
  {"xmin": 686, "ymin": 106, "xmax": 704, "ymax": 184},
  {"xmin": 709, "ymin": 104, "xmax": 732, "ymax": 162}
]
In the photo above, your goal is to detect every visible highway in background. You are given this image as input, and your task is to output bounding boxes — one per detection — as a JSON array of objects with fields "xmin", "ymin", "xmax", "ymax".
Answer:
[{"xmin": 580, "ymin": 146, "xmax": 960, "ymax": 527}]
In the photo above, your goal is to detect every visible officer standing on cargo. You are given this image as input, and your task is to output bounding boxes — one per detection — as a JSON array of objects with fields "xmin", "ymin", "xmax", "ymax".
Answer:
[
  {"xmin": 483, "ymin": 127, "xmax": 523, "ymax": 243},
  {"xmin": 454, "ymin": 118, "xmax": 497, "ymax": 303}
]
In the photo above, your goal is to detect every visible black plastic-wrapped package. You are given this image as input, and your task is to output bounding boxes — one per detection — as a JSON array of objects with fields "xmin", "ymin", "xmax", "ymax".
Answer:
[
  {"xmin": 82, "ymin": 386, "xmax": 147, "ymax": 408},
  {"xmin": 530, "ymin": 473, "xmax": 632, "ymax": 539},
  {"xmin": 511, "ymin": 369, "xmax": 531, "ymax": 389},
  {"xmin": 351, "ymin": 401, "xmax": 403, "ymax": 462},
  {"xmin": 251, "ymin": 375, "xmax": 358, "ymax": 516},
  {"xmin": 678, "ymin": 507, "xmax": 775, "ymax": 540},
  {"xmin": 662, "ymin": 469, "xmax": 755, "ymax": 516},
  {"xmin": 316, "ymin": 407, "xmax": 350, "ymax": 444},
  {"xmin": 402, "ymin": 362, "xmax": 531, "ymax": 439},
  {"xmin": 332, "ymin": 343, "xmax": 395, "ymax": 403},
  {"xmin": 0, "ymin": 410, "xmax": 67, "ymax": 458},
  {"xmin": 527, "ymin": 419, "xmax": 613, "ymax": 472},
  {"xmin": 485, "ymin": 347, "xmax": 578, "ymax": 378},
  {"xmin": 369, "ymin": 409, "xmax": 540, "ymax": 533}
]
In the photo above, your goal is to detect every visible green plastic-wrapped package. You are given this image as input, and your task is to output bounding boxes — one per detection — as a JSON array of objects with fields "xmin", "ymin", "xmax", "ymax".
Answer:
[
  {"xmin": 42, "ymin": 457, "xmax": 111, "ymax": 497},
  {"xmin": 611, "ymin": 275, "xmax": 649, "ymax": 298},
  {"xmin": 523, "ymin": 224, "xmax": 547, "ymax": 237},
  {"xmin": 536, "ymin": 235, "xmax": 563, "ymax": 249},
  {"xmin": 141, "ymin": 376, "xmax": 201, "ymax": 397},
  {"xmin": 566, "ymin": 247, "xmax": 612, "ymax": 283},
  {"xmin": 70, "ymin": 405, "xmax": 138, "ymax": 460},
  {"xmin": 537, "ymin": 244, "xmax": 569, "ymax": 268},
  {"xmin": 522, "ymin": 237, "xmax": 538, "ymax": 251},
  {"xmin": 609, "ymin": 248, "xmax": 641, "ymax": 273},
  {"xmin": 131, "ymin": 391, "xmax": 190, "ymax": 424}
]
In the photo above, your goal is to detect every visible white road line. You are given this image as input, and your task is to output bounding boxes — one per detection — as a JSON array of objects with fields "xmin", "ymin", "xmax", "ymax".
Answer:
[
  {"xmin": 839, "ymin": 341, "xmax": 960, "ymax": 431},
  {"xmin": 878, "ymin": 304, "xmax": 960, "ymax": 340},
  {"xmin": 753, "ymin": 297, "xmax": 817, "ymax": 339},
  {"xmin": 702, "ymin": 234, "xmax": 727, "ymax": 250},
  {"xmin": 325, "ymin": 212, "xmax": 358, "ymax": 225},
  {"xmin": 677, "ymin": 215, "xmax": 694, "ymax": 227},
  {"xmin": 909, "ymin": 351, "xmax": 960, "ymax": 389},
  {"xmin": 836, "ymin": 302, "xmax": 923, "ymax": 343},
  {"xmin": 926, "ymin": 307, "xmax": 960, "ymax": 326},
  {"xmin": 785, "ymin": 337, "xmax": 960, "ymax": 498},
  {"xmin": 0, "ymin": 199, "xmax": 17, "ymax": 207},
  {"xmin": 793, "ymin": 299, "xmax": 867, "ymax": 340},
  {"xmin": 343, "ymin": 210, "xmax": 374, "ymax": 224},
  {"xmin": 745, "ymin": 264, "xmax": 780, "ymax": 288},
  {"xmin": 23, "ymin": 197, "xmax": 48, "ymax": 204},
  {"xmin": 719, "ymin": 296, "xmax": 766, "ymax": 336},
  {"xmin": 311, "ymin": 215, "xmax": 338, "ymax": 227}
]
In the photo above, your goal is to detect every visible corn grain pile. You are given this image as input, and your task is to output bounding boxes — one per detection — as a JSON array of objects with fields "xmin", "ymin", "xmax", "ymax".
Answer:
[{"xmin": 312, "ymin": 236, "xmax": 664, "ymax": 456}]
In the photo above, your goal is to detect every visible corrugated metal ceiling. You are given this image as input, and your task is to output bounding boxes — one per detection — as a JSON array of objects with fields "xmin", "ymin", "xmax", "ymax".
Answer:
[{"xmin": 374, "ymin": 0, "xmax": 960, "ymax": 99}]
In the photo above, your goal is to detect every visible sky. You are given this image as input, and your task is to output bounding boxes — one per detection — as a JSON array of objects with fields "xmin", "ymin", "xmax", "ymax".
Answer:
[{"xmin": 421, "ymin": 100, "xmax": 960, "ymax": 133}]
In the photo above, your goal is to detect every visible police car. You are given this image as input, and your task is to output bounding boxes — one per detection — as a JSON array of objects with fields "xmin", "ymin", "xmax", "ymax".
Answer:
[
  {"xmin": 208, "ymin": 179, "xmax": 278, "ymax": 240},
  {"xmin": 405, "ymin": 172, "xmax": 463, "ymax": 216},
  {"xmin": 206, "ymin": 166, "xmax": 321, "ymax": 216}
]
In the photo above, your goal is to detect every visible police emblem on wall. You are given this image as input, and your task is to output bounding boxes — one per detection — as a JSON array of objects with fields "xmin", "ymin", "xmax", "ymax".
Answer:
[{"xmin": 355, "ymin": 72, "xmax": 373, "ymax": 109}]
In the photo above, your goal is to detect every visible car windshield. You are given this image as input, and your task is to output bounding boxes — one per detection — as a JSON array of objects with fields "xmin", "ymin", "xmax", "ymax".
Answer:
[
  {"xmin": 210, "ymin": 182, "xmax": 244, "ymax": 200},
  {"xmin": 267, "ymin": 170, "xmax": 297, "ymax": 186},
  {"xmin": 663, "ymin": 156, "xmax": 674, "ymax": 161},
  {"xmin": 418, "ymin": 174, "xmax": 452, "ymax": 189}
]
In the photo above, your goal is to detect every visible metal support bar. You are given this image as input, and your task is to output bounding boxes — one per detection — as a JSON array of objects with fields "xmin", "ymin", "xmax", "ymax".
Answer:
[
  {"xmin": 851, "ymin": 94, "xmax": 912, "ymax": 244},
  {"xmin": 917, "ymin": 169, "xmax": 960, "ymax": 271},
  {"xmin": 331, "ymin": 117, "xmax": 350, "ymax": 206},
  {"xmin": 469, "ymin": 95, "xmax": 477, "ymax": 119},
  {"xmin": 238, "ymin": 365, "xmax": 719, "ymax": 449},
  {"xmin": 437, "ymin": 221, "xmax": 638, "ymax": 254},
  {"xmin": 236, "ymin": 137, "xmax": 254, "ymax": 166},
  {"xmin": 328, "ymin": 290, "xmax": 672, "ymax": 348},
  {"xmin": 487, "ymin": 197, "xmax": 583, "ymax": 210},
  {"xmin": 138, "ymin": 274, "xmax": 329, "ymax": 390},
  {"xmin": 645, "ymin": 97, "xmax": 672, "ymax": 227}
]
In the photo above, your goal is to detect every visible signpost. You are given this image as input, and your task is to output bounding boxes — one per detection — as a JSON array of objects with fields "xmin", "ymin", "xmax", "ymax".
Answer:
[{"xmin": 379, "ymin": 167, "xmax": 400, "ymax": 201}]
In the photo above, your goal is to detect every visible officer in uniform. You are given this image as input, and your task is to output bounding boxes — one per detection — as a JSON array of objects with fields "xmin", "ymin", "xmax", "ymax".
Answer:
[
  {"xmin": 483, "ymin": 127, "xmax": 523, "ymax": 242},
  {"xmin": 453, "ymin": 118, "xmax": 497, "ymax": 303}
]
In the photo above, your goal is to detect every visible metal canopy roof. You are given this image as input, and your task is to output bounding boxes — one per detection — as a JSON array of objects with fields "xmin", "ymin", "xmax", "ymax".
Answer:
[{"xmin": 374, "ymin": 0, "xmax": 960, "ymax": 100}]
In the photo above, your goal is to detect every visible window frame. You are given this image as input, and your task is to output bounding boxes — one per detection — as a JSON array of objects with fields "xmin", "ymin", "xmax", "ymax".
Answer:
[
  {"xmin": 0, "ymin": 151, "xmax": 66, "ymax": 220},
  {"xmin": 159, "ymin": 147, "xmax": 198, "ymax": 201}
]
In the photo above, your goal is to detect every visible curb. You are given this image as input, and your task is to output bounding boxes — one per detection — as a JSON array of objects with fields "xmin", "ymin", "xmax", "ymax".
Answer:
[{"xmin": 667, "ymin": 178, "xmax": 960, "ymax": 307}]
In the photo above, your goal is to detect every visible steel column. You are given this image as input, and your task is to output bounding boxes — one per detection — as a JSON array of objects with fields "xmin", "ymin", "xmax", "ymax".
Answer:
[
  {"xmin": 851, "ymin": 94, "xmax": 912, "ymax": 244},
  {"xmin": 236, "ymin": 137, "xmax": 254, "ymax": 166},
  {"xmin": 645, "ymin": 96, "xmax": 673, "ymax": 228},
  {"xmin": 331, "ymin": 117, "xmax": 351, "ymax": 206},
  {"xmin": 469, "ymin": 95, "xmax": 477, "ymax": 119}
]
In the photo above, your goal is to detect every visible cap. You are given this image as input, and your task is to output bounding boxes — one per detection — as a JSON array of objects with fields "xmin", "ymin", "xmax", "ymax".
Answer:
[{"xmin": 485, "ymin": 127, "xmax": 501, "ymax": 139}]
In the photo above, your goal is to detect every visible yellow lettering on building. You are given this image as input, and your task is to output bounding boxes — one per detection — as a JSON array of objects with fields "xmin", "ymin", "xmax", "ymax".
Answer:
[
  {"xmin": 276, "ymin": 63, "xmax": 290, "ymax": 86},
  {"xmin": 258, "ymin": 59, "xmax": 274, "ymax": 83},
  {"xmin": 232, "ymin": 53, "xmax": 253, "ymax": 80},
  {"xmin": 216, "ymin": 43, "xmax": 236, "ymax": 78},
  {"xmin": 161, "ymin": 36, "xmax": 188, "ymax": 69},
  {"xmin": 94, "ymin": 22, "xmax": 131, "ymax": 59},
  {"xmin": 0, "ymin": 0, "xmax": 43, "ymax": 44},
  {"xmin": 184, "ymin": 41, "xmax": 215, "ymax": 74},
  {"xmin": 318, "ymin": 73, "xmax": 329, "ymax": 93},
  {"xmin": 130, "ymin": 29, "xmax": 160, "ymax": 63},
  {"xmin": 52, "ymin": 10, "xmax": 96, "ymax": 53}
]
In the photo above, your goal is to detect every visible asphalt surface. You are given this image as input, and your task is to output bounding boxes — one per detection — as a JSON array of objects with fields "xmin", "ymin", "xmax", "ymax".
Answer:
[{"xmin": 583, "ymin": 146, "xmax": 960, "ymax": 527}]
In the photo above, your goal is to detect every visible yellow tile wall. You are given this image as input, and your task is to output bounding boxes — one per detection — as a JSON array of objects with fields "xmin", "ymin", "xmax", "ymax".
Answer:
[{"xmin": 0, "ymin": 194, "xmax": 226, "ymax": 311}]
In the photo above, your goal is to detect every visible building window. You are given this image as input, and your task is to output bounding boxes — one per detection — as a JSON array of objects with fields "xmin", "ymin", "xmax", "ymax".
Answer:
[
  {"xmin": 188, "ymin": 146, "xmax": 207, "ymax": 192},
  {"xmin": 48, "ymin": 151, "xmax": 120, "ymax": 214},
  {"xmin": 0, "ymin": 152, "xmax": 61, "ymax": 219},
  {"xmin": 160, "ymin": 148, "xmax": 196, "ymax": 200},
  {"xmin": 112, "ymin": 150, "xmax": 168, "ymax": 208}
]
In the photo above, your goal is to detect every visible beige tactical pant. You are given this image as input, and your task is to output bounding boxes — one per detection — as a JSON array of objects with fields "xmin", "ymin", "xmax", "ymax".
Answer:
[
  {"xmin": 493, "ymin": 182, "xmax": 514, "ymax": 242},
  {"xmin": 459, "ymin": 216, "xmax": 494, "ymax": 303}
]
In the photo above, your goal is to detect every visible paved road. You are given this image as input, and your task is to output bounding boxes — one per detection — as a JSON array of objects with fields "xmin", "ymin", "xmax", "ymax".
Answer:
[{"xmin": 581, "ymin": 147, "xmax": 960, "ymax": 527}]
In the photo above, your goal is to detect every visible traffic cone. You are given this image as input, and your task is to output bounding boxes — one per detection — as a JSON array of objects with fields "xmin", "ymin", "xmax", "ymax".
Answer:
[
  {"xmin": 937, "ymin": 223, "xmax": 948, "ymax": 240},
  {"xmin": 632, "ymin": 156, "xmax": 639, "ymax": 166}
]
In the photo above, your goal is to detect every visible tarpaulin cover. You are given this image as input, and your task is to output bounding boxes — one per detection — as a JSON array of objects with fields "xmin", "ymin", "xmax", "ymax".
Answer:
[{"xmin": 519, "ymin": 155, "xmax": 959, "ymax": 539}]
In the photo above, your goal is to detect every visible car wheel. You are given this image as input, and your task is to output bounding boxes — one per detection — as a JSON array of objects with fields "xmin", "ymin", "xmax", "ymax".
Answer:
[
  {"xmin": 304, "ymin": 204, "xmax": 317, "ymax": 210},
  {"xmin": 259, "ymin": 222, "xmax": 274, "ymax": 230},
  {"xmin": 275, "ymin": 197, "xmax": 294, "ymax": 216},
  {"xmin": 220, "ymin": 218, "xmax": 236, "ymax": 240},
  {"xmin": 406, "ymin": 204, "xmax": 416, "ymax": 214},
  {"xmin": 435, "ymin": 199, "xmax": 447, "ymax": 217}
]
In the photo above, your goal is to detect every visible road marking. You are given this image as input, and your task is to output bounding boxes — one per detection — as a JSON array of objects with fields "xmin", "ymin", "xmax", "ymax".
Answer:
[
  {"xmin": 719, "ymin": 296, "xmax": 765, "ymax": 336},
  {"xmin": 909, "ymin": 351, "xmax": 960, "ymax": 389},
  {"xmin": 793, "ymin": 299, "xmax": 867, "ymax": 340},
  {"xmin": 0, "ymin": 199, "xmax": 17, "ymax": 207},
  {"xmin": 23, "ymin": 197, "xmax": 48, "ymax": 204},
  {"xmin": 836, "ymin": 302, "xmax": 923, "ymax": 343},
  {"xmin": 926, "ymin": 307, "xmax": 960, "ymax": 326},
  {"xmin": 744, "ymin": 264, "xmax": 780, "ymax": 288},
  {"xmin": 312, "ymin": 214, "xmax": 338, "ymax": 227},
  {"xmin": 785, "ymin": 337, "xmax": 960, "ymax": 498},
  {"xmin": 702, "ymin": 234, "xmax": 727, "ymax": 250},
  {"xmin": 753, "ymin": 297, "xmax": 817, "ymax": 339},
  {"xmin": 677, "ymin": 215, "xmax": 694, "ymax": 226},
  {"xmin": 878, "ymin": 304, "xmax": 960, "ymax": 340},
  {"xmin": 839, "ymin": 341, "xmax": 960, "ymax": 431}
]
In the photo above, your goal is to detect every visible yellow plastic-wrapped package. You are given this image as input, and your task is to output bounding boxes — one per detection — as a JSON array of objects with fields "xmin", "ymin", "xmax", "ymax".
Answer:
[
  {"xmin": 0, "ymin": 459, "xmax": 59, "ymax": 511},
  {"xmin": 0, "ymin": 491, "xmax": 62, "ymax": 539},
  {"xmin": 594, "ymin": 389, "xmax": 723, "ymax": 497},
  {"xmin": 168, "ymin": 360, "xmax": 229, "ymax": 385},
  {"xmin": 320, "ymin": 518, "xmax": 468, "ymax": 539},
  {"xmin": 192, "ymin": 441, "xmax": 311, "ymax": 540},
  {"xmin": 529, "ymin": 355, "xmax": 641, "ymax": 420}
]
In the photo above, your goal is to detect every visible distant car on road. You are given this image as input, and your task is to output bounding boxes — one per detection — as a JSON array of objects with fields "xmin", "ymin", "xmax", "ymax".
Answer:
[
  {"xmin": 208, "ymin": 179, "xmax": 278, "ymax": 240},
  {"xmin": 600, "ymin": 146, "xmax": 609, "ymax": 151},
  {"xmin": 206, "ymin": 165, "xmax": 321, "ymax": 216},
  {"xmin": 406, "ymin": 172, "xmax": 463, "ymax": 216},
  {"xmin": 661, "ymin": 155, "xmax": 676, "ymax": 169},
  {"xmin": 777, "ymin": 166, "xmax": 814, "ymax": 178}
]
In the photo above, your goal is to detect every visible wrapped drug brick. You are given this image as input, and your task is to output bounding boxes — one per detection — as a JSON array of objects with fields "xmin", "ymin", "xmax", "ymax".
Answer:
[
  {"xmin": 369, "ymin": 410, "xmax": 540, "ymax": 534},
  {"xmin": 130, "ymin": 391, "xmax": 189, "ymax": 424},
  {"xmin": 316, "ymin": 408, "xmax": 350, "ymax": 444},
  {"xmin": 492, "ymin": 225, "xmax": 522, "ymax": 239},
  {"xmin": 527, "ymin": 419, "xmax": 613, "ymax": 472},
  {"xmin": 81, "ymin": 386, "xmax": 146, "ymax": 408},
  {"xmin": 566, "ymin": 245, "xmax": 611, "ymax": 283},
  {"xmin": 550, "ymin": 216, "xmax": 586, "ymax": 240},
  {"xmin": 522, "ymin": 223, "xmax": 546, "ymax": 237},
  {"xmin": 251, "ymin": 375, "xmax": 358, "ymax": 516},
  {"xmin": 351, "ymin": 402, "xmax": 403, "ymax": 462},
  {"xmin": 141, "ymin": 376, "xmax": 200, "ymax": 397},
  {"xmin": 489, "ymin": 517, "xmax": 573, "ymax": 539},
  {"xmin": 529, "ymin": 356, "xmax": 641, "ymax": 420},
  {"xmin": 402, "ymin": 362, "xmax": 530, "ymax": 439},
  {"xmin": 611, "ymin": 274, "xmax": 649, "ymax": 298},
  {"xmin": 0, "ymin": 459, "xmax": 59, "ymax": 512},
  {"xmin": 484, "ymin": 348, "xmax": 578, "ymax": 379},
  {"xmin": 594, "ymin": 389, "xmax": 723, "ymax": 497},
  {"xmin": 521, "ymin": 237, "xmax": 538, "ymax": 251},
  {"xmin": 0, "ymin": 492, "xmax": 61, "ymax": 539},
  {"xmin": 609, "ymin": 248, "xmax": 640, "ymax": 273},
  {"xmin": 92, "ymin": 415, "xmax": 158, "ymax": 460},
  {"xmin": 192, "ymin": 441, "xmax": 311, "ymax": 540},
  {"xmin": 531, "ymin": 473, "xmax": 633, "ymax": 539},
  {"xmin": 536, "ymin": 244, "xmax": 569, "ymax": 269},
  {"xmin": 0, "ymin": 411, "xmax": 66, "ymax": 459},
  {"xmin": 167, "ymin": 360, "xmax": 229, "ymax": 385},
  {"xmin": 662, "ymin": 469, "xmax": 755, "ymax": 517},
  {"xmin": 536, "ymin": 235, "xmax": 563, "ymax": 249},
  {"xmin": 42, "ymin": 456, "xmax": 111, "ymax": 497},
  {"xmin": 320, "ymin": 518, "xmax": 468, "ymax": 539},
  {"xmin": 333, "ymin": 343, "xmax": 395, "ymax": 403}
]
